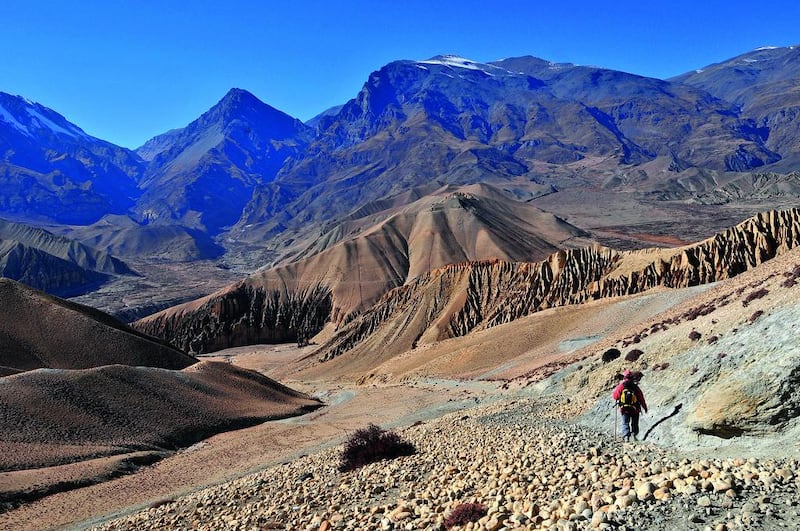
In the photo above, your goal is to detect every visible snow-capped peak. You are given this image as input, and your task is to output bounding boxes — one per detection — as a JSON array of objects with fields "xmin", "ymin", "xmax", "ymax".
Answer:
[
  {"xmin": 0, "ymin": 93, "xmax": 88, "ymax": 139},
  {"xmin": 419, "ymin": 55, "xmax": 483, "ymax": 69},
  {"xmin": 754, "ymin": 46, "xmax": 778, "ymax": 51}
]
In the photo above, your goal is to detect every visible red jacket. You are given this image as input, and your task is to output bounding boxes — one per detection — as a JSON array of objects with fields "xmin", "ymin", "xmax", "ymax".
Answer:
[{"xmin": 612, "ymin": 379, "xmax": 648, "ymax": 413}]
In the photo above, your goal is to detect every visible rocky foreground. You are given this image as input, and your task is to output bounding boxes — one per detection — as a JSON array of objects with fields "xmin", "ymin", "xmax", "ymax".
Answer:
[{"xmin": 92, "ymin": 396, "xmax": 799, "ymax": 530}]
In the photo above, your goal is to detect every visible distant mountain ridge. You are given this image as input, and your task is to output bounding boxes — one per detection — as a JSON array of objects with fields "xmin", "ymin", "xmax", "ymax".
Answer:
[
  {"xmin": 1, "ymin": 46, "xmax": 799, "ymax": 302},
  {"xmin": 0, "ymin": 218, "xmax": 135, "ymax": 296},
  {"xmin": 0, "ymin": 92, "xmax": 142, "ymax": 225}
]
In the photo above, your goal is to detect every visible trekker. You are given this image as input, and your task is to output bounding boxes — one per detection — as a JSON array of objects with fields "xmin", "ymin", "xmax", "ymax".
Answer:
[{"xmin": 612, "ymin": 370, "xmax": 648, "ymax": 442}]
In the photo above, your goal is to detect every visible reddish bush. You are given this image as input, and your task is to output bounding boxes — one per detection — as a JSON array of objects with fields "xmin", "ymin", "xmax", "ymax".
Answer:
[
  {"xmin": 690, "ymin": 366, "xmax": 699, "ymax": 375},
  {"xmin": 748, "ymin": 310, "xmax": 764, "ymax": 323},
  {"xmin": 625, "ymin": 349, "xmax": 644, "ymax": 362},
  {"xmin": 742, "ymin": 288, "xmax": 769, "ymax": 307},
  {"xmin": 444, "ymin": 503, "xmax": 487, "ymax": 529},
  {"xmin": 717, "ymin": 352, "xmax": 727, "ymax": 360},
  {"xmin": 338, "ymin": 424, "xmax": 416, "ymax": 472},
  {"xmin": 688, "ymin": 330, "xmax": 702, "ymax": 341},
  {"xmin": 653, "ymin": 363, "xmax": 670, "ymax": 371},
  {"xmin": 707, "ymin": 336, "xmax": 719, "ymax": 344}
]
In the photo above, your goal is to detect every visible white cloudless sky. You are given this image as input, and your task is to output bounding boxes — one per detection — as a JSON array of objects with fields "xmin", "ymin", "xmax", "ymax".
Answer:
[{"xmin": 2, "ymin": 0, "xmax": 798, "ymax": 148}]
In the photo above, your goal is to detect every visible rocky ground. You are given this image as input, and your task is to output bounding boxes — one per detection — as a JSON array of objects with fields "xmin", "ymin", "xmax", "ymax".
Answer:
[{"xmin": 90, "ymin": 395, "xmax": 800, "ymax": 531}]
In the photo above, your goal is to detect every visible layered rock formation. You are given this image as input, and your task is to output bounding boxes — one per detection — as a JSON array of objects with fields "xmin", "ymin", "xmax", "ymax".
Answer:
[
  {"xmin": 134, "ymin": 185, "xmax": 590, "ymax": 353},
  {"xmin": 312, "ymin": 208, "xmax": 800, "ymax": 364}
]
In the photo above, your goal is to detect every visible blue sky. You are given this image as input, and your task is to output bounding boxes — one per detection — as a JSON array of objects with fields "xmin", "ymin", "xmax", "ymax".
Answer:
[{"xmin": 2, "ymin": 0, "xmax": 798, "ymax": 148}]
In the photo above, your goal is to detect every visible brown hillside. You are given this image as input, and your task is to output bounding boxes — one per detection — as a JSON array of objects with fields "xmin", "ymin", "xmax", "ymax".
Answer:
[
  {"xmin": 135, "ymin": 184, "xmax": 590, "ymax": 352},
  {"xmin": 0, "ymin": 279, "xmax": 194, "ymax": 372},
  {"xmin": 301, "ymin": 208, "xmax": 800, "ymax": 373},
  {"xmin": 0, "ymin": 361, "xmax": 320, "ymax": 474}
]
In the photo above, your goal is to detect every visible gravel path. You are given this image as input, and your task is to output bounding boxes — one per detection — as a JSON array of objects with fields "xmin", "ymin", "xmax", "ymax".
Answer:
[{"xmin": 90, "ymin": 396, "xmax": 800, "ymax": 530}]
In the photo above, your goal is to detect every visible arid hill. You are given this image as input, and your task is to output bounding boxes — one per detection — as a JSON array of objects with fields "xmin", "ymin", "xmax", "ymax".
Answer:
[
  {"xmin": 0, "ymin": 361, "xmax": 319, "ymax": 472},
  {"xmin": 0, "ymin": 280, "xmax": 321, "ymax": 505},
  {"xmin": 135, "ymin": 184, "xmax": 591, "ymax": 352},
  {"xmin": 0, "ymin": 218, "xmax": 135, "ymax": 296},
  {"xmin": 302, "ymin": 208, "xmax": 799, "ymax": 373},
  {"xmin": 137, "ymin": 208, "xmax": 800, "ymax": 364},
  {"xmin": 0, "ymin": 278, "xmax": 194, "ymax": 375}
]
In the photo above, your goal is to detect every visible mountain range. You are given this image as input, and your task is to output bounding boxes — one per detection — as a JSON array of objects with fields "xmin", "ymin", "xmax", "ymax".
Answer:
[
  {"xmin": 1, "ymin": 45, "xmax": 799, "ymax": 313},
  {"xmin": 3, "ymin": 45, "xmax": 800, "ymax": 524}
]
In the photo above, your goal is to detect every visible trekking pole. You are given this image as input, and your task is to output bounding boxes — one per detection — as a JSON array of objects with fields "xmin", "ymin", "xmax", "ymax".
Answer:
[{"xmin": 613, "ymin": 403, "xmax": 617, "ymax": 440}]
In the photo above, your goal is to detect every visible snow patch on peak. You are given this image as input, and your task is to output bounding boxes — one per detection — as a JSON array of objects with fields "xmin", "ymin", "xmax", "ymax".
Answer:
[
  {"xmin": 419, "ymin": 55, "xmax": 496, "ymax": 74},
  {"xmin": 754, "ymin": 46, "xmax": 778, "ymax": 51},
  {"xmin": 26, "ymin": 107, "xmax": 87, "ymax": 139},
  {"xmin": 0, "ymin": 103, "xmax": 32, "ymax": 136}
]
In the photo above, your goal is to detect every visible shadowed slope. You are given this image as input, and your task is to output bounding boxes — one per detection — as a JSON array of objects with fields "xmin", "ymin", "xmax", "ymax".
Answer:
[
  {"xmin": 135, "ymin": 185, "xmax": 590, "ymax": 353},
  {"xmin": 0, "ymin": 278, "xmax": 194, "ymax": 372},
  {"xmin": 0, "ymin": 218, "xmax": 136, "ymax": 296},
  {"xmin": 0, "ymin": 361, "xmax": 321, "ymax": 472}
]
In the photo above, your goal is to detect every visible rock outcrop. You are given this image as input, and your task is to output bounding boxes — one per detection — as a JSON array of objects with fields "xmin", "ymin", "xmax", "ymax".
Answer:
[
  {"xmin": 135, "ymin": 282, "xmax": 333, "ymax": 354},
  {"xmin": 135, "ymin": 185, "xmax": 590, "ymax": 353},
  {"xmin": 313, "ymin": 208, "xmax": 800, "ymax": 363}
]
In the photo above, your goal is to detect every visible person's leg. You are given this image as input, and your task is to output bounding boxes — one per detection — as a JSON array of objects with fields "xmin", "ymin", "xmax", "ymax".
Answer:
[
  {"xmin": 621, "ymin": 411, "xmax": 631, "ymax": 440},
  {"xmin": 631, "ymin": 412, "xmax": 640, "ymax": 440}
]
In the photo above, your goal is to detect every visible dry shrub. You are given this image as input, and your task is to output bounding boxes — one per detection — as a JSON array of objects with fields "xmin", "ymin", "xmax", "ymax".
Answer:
[
  {"xmin": 602, "ymin": 348, "xmax": 621, "ymax": 363},
  {"xmin": 688, "ymin": 330, "xmax": 702, "ymax": 341},
  {"xmin": 625, "ymin": 349, "xmax": 644, "ymax": 362},
  {"xmin": 707, "ymin": 335, "xmax": 719, "ymax": 344},
  {"xmin": 742, "ymin": 288, "xmax": 769, "ymax": 307},
  {"xmin": 717, "ymin": 352, "xmax": 727, "ymax": 360},
  {"xmin": 653, "ymin": 363, "xmax": 670, "ymax": 372},
  {"xmin": 748, "ymin": 310, "xmax": 764, "ymax": 324},
  {"xmin": 338, "ymin": 424, "xmax": 416, "ymax": 472},
  {"xmin": 444, "ymin": 503, "xmax": 487, "ymax": 529}
]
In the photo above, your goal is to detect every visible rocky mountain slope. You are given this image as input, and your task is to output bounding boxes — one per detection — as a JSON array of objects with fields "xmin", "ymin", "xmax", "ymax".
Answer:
[
  {"xmin": 133, "ymin": 88, "xmax": 314, "ymax": 234},
  {"xmin": 228, "ymin": 52, "xmax": 784, "ymax": 255},
  {"xmin": 673, "ymin": 45, "xmax": 800, "ymax": 168},
  {"xmin": 0, "ymin": 92, "xmax": 142, "ymax": 225},
  {"xmin": 137, "ymin": 208, "xmax": 800, "ymax": 360},
  {"xmin": 299, "ymin": 208, "xmax": 800, "ymax": 372},
  {"xmin": 134, "ymin": 184, "xmax": 592, "ymax": 352},
  {"xmin": 539, "ymin": 239, "xmax": 800, "ymax": 452},
  {"xmin": 0, "ymin": 218, "xmax": 135, "ymax": 296}
]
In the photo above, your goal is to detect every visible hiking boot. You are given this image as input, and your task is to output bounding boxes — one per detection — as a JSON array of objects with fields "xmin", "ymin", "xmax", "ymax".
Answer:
[
  {"xmin": 623, "ymin": 435, "xmax": 630, "ymax": 442},
  {"xmin": 633, "ymin": 435, "xmax": 639, "ymax": 441}
]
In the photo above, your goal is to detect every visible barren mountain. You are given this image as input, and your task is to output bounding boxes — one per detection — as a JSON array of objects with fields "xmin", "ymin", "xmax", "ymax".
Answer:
[
  {"xmin": 300, "ymin": 208, "xmax": 799, "ymax": 373},
  {"xmin": 133, "ymin": 88, "xmax": 314, "ymax": 233},
  {"xmin": 0, "ymin": 218, "xmax": 135, "ymax": 296},
  {"xmin": 134, "ymin": 185, "xmax": 592, "ymax": 352},
  {"xmin": 673, "ymin": 45, "xmax": 800, "ymax": 168},
  {"xmin": 0, "ymin": 92, "xmax": 142, "ymax": 225},
  {"xmin": 0, "ymin": 278, "xmax": 194, "ymax": 374},
  {"xmin": 0, "ymin": 279, "xmax": 320, "ymax": 506},
  {"xmin": 229, "ymin": 53, "xmax": 783, "ymax": 258}
]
